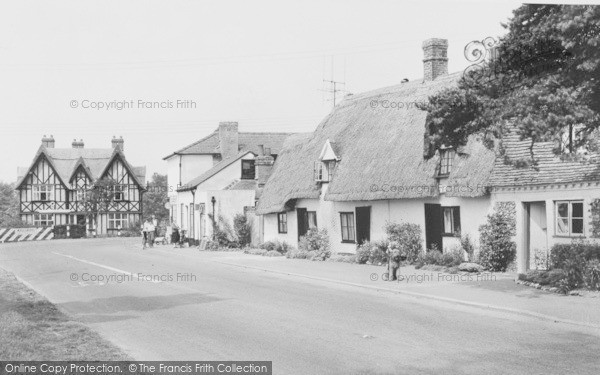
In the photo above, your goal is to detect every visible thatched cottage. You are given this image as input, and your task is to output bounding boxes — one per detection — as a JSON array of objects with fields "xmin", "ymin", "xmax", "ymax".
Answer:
[{"xmin": 256, "ymin": 38, "xmax": 600, "ymax": 273}]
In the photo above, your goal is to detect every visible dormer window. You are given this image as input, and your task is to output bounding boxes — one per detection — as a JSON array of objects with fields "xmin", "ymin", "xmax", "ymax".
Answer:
[
  {"xmin": 439, "ymin": 148, "xmax": 455, "ymax": 176},
  {"xmin": 561, "ymin": 124, "xmax": 586, "ymax": 155},
  {"xmin": 316, "ymin": 139, "xmax": 339, "ymax": 183},
  {"xmin": 314, "ymin": 160, "xmax": 336, "ymax": 182}
]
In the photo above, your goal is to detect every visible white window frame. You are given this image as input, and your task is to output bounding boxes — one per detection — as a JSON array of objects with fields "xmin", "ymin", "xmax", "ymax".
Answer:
[
  {"xmin": 108, "ymin": 213, "xmax": 129, "ymax": 229},
  {"xmin": 33, "ymin": 213, "xmax": 54, "ymax": 226},
  {"xmin": 555, "ymin": 200, "xmax": 585, "ymax": 237},
  {"xmin": 32, "ymin": 184, "xmax": 54, "ymax": 201},
  {"xmin": 439, "ymin": 148, "xmax": 455, "ymax": 176},
  {"xmin": 111, "ymin": 185, "xmax": 128, "ymax": 201}
]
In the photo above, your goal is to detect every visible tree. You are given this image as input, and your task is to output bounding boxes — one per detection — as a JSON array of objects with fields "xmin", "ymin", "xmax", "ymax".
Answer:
[
  {"xmin": 81, "ymin": 178, "xmax": 118, "ymax": 234},
  {"xmin": 0, "ymin": 181, "xmax": 23, "ymax": 227},
  {"xmin": 142, "ymin": 173, "xmax": 169, "ymax": 223},
  {"xmin": 419, "ymin": 5, "xmax": 600, "ymax": 165}
]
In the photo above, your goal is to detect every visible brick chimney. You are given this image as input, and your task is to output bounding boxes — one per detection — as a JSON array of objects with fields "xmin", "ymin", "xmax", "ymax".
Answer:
[
  {"xmin": 41, "ymin": 135, "xmax": 55, "ymax": 148},
  {"xmin": 218, "ymin": 122, "xmax": 239, "ymax": 159},
  {"xmin": 111, "ymin": 136, "xmax": 124, "ymax": 151},
  {"xmin": 256, "ymin": 145, "xmax": 274, "ymax": 188},
  {"xmin": 422, "ymin": 38, "xmax": 448, "ymax": 81},
  {"xmin": 72, "ymin": 139, "xmax": 84, "ymax": 149}
]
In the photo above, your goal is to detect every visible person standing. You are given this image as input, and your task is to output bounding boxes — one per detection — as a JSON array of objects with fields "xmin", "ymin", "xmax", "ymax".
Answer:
[
  {"xmin": 146, "ymin": 218, "xmax": 156, "ymax": 248},
  {"xmin": 141, "ymin": 220, "xmax": 149, "ymax": 249},
  {"xmin": 152, "ymin": 215, "xmax": 158, "ymax": 238}
]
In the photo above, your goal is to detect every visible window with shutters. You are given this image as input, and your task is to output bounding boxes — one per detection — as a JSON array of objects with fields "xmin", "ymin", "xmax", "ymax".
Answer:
[{"xmin": 441, "ymin": 206, "xmax": 461, "ymax": 236}]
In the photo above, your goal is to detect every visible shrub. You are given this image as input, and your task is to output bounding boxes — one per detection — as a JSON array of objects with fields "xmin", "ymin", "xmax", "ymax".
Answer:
[
  {"xmin": 299, "ymin": 228, "xmax": 330, "ymax": 261},
  {"xmin": 245, "ymin": 248, "xmax": 268, "ymax": 256},
  {"xmin": 518, "ymin": 269, "xmax": 566, "ymax": 285},
  {"xmin": 460, "ymin": 234, "xmax": 475, "ymax": 262},
  {"xmin": 584, "ymin": 260, "xmax": 600, "ymax": 291},
  {"xmin": 329, "ymin": 254, "xmax": 357, "ymax": 263},
  {"xmin": 478, "ymin": 203, "xmax": 516, "ymax": 272},
  {"xmin": 384, "ymin": 222, "xmax": 423, "ymax": 263},
  {"xmin": 260, "ymin": 240, "xmax": 292, "ymax": 254},
  {"xmin": 286, "ymin": 248, "xmax": 311, "ymax": 259},
  {"xmin": 550, "ymin": 241, "xmax": 600, "ymax": 270},
  {"xmin": 69, "ymin": 224, "xmax": 86, "ymax": 239},
  {"xmin": 265, "ymin": 250, "xmax": 283, "ymax": 257},
  {"xmin": 355, "ymin": 243, "xmax": 372, "ymax": 264},
  {"xmin": 355, "ymin": 240, "xmax": 388, "ymax": 265},
  {"xmin": 415, "ymin": 246, "xmax": 464, "ymax": 269},
  {"xmin": 563, "ymin": 258, "xmax": 585, "ymax": 289},
  {"xmin": 233, "ymin": 214, "xmax": 252, "ymax": 247}
]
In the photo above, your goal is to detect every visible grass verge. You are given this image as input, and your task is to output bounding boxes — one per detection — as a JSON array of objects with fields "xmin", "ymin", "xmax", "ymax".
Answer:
[{"xmin": 0, "ymin": 268, "xmax": 130, "ymax": 360}]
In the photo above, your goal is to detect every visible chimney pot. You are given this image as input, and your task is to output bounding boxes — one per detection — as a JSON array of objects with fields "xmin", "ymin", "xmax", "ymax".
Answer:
[
  {"xmin": 218, "ymin": 121, "xmax": 239, "ymax": 159},
  {"xmin": 111, "ymin": 136, "xmax": 124, "ymax": 151},
  {"xmin": 41, "ymin": 135, "xmax": 55, "ymax": 148},
  {"xmin": 72, "ymin": 139, "xmax": 84, "ymax": 149},
  {"xmin": 422, "ymin": 38, "xmax": 448, "ymax": 81}
]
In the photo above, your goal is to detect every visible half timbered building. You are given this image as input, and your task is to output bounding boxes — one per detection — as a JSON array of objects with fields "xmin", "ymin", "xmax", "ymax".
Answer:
[{"xmin": 16, "ymin": 136, "xmax": 146, "ymax": 235}]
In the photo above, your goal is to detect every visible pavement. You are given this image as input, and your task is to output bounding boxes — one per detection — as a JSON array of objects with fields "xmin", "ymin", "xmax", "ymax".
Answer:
[
  {"xmin": 1, "ymin": 238, "xmax": 600, "ymax": 375},
  {"xmin": 215, "ymin": 254, "xmax": 600, "ymax": 329}
]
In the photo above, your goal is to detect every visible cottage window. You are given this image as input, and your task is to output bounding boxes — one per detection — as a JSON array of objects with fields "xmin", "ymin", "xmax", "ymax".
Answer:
[
  {"xmin": 340, "ymin": 212, "xmax": 356, "ymax": 242},
  {"xmin": 33, "ymin": 213, "xmax": 54, "ymax": 227},
  {"xmin": 442, "ymin": 206, "xmax": 461, "ymax": 236},
  {"xmin": 439, "ymin": 149, "xmax": 455, "ymax": 176},
  {"xmin": 108, "ymin": 213, "xmax": 129, "ymax": 229},
  {"xmin": 241, "ymin": 160, "xmax": 256, "ymax": 180},
  {"xmin": 555, "ymin": 201, "xmax": 584, "ymax": 236},
  {"xmin": 33, "ymin": 185, "xmax": 54, "ymax": 201},
  {"xmin": 278, "ymin": 212, "xmax": 288, "ymax": 233},
  {"xmin": 307, "ymin": 211, "xmax": 317, "ymax": 229},
  {"xmin": 314, "ymin": 161, "xmax": 336, "ymax": 182}
]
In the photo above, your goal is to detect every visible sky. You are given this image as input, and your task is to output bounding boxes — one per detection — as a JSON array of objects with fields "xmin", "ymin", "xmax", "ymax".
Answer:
[{"xmin": 0, "ymin": 0, "xmax": 538, "ymax": 183}]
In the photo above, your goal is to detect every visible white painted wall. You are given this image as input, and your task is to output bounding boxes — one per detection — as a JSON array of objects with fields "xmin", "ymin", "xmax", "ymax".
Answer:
[
  {"xmin": 165, "ymin": 154, "xmax": 215, "ymax": 197},
  {"xmin": 262, "ymin": 190, "xmax": 493, "ymax": 256},
  {"xmin": 492, "ymin": 185, "xmax": 600, "ymax": 273},
  {"xmin": 171, "ymin": 153, "xmax": 258, "ymax": 241}
]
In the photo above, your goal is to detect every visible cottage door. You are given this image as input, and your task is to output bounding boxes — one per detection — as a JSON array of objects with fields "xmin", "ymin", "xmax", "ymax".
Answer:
[
  {"xmin": 297, "ymin": 208, "xmax": 308, "ymax": 241},
  {"xmin": 424, "ymin": 204, "xmax": 443, "ymax": 251},
  {"xmin": 355, "ymin": 206, "xmax": 371, "ymax": 244}
]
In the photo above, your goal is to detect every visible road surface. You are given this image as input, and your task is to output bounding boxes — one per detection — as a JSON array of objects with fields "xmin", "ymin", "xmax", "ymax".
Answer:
[{"xmin": 1, "ymin": 238, "xmax": 599, "ymax": 374}]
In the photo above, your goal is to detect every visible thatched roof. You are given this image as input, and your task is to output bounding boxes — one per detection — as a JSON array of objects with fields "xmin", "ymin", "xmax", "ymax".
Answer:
[
  {"xmin": 489, "ymin": 131, "xmax": 600, "ymax": 187},
  {"xmin": 16, "ymin": 146, "xmax": 146, "ymax": 189},
  {"xmin": 257, "ymin": 73, "xmax": 496, "ymax": 214},
  {"xmin": 163, "ymin": 131, "xmax": 294, "ymax": 160}
]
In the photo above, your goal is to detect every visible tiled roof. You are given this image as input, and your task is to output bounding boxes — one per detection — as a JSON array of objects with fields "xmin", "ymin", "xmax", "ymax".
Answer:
[
  {"xmin": 489, "ymin": 132, "xmax": 600, "ymax": 187},
  {"xmin": 16, "ymin": 146, "xmax": 146, "ymax": 189},
  {"xmin": 163, "ymin": 131, "xmax": 294, "ymax": 159},
  {"xmin": 177, "ymin": 150, "xmax": 254, "ymax": 192},
  {"xmin": 225, "ymin": 179, "xmax": 258, "ymax": 191}
]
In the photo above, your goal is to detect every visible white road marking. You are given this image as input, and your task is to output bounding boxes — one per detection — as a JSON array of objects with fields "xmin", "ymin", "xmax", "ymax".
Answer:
[{"xmin": 53, "ymin": 251, "xmax": 162, "ymax": 284}]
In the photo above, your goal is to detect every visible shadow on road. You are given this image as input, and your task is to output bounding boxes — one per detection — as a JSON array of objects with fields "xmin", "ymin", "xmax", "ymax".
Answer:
[{"xmin": 60, "ymin": 292, "xmax": 223, "ymax": 323}]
